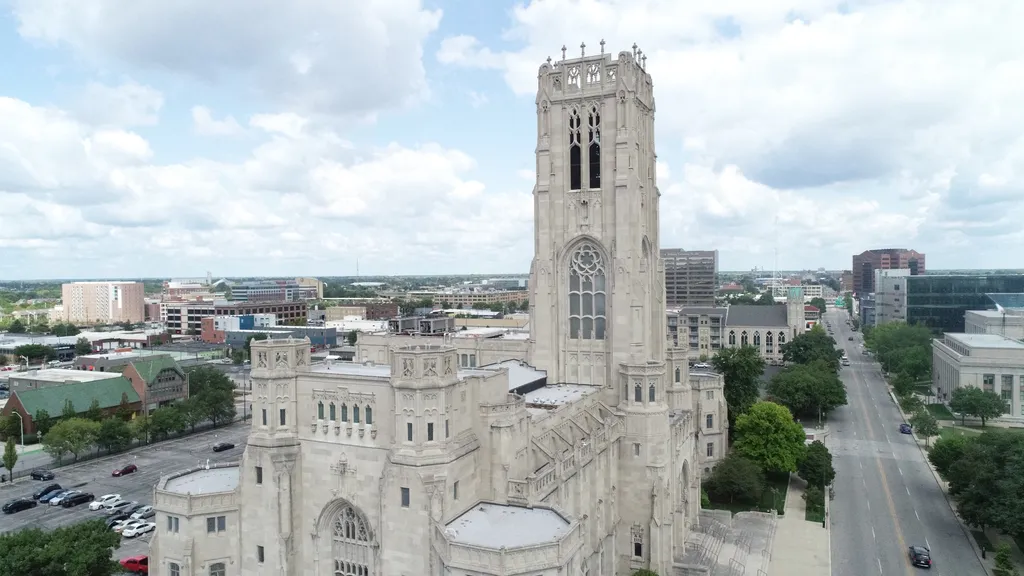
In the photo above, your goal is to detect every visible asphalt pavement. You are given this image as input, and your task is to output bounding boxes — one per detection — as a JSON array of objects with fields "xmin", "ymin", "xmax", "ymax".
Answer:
[
  {"xmin": 0, "ymin": 421, "xmax": 249, "ymax": 563},
  {"xmin": 826, "ymin": 310, "xmax": 986, "ymax": 576}
]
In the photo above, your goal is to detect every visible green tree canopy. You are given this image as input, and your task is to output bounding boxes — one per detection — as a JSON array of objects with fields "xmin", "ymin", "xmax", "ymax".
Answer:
[
  {"xmin": 346, "ymin": 330, "xmax": 358, "ymax": 346},
  {"xmin": 863, "ymin": 321, "xmax": 933, "ymax": 381},
  {"xmin": 766, "ymin": 360, "xmax": 848, "ymax": 421},
  {"xmin": 84, "ymin": 398, "xmax": 104, "ymax": 422},
  {"xmin": 42, "ymin": 418, "xmax": 101, "ymax": 463},
  {"xmin": 711, "ymin": 345, "xmax": 765, "ymax": 421},
  {"xmin": 950, "ymin": 387, "xmax": 1007, "ymax": 427},
  {"xmin": 994, "ymin": 542, "xmax": 1019, "ymax": 576},
  {"xmin": 3, "ymin": 437, "xmax": 18, "ymax": 479},
  {"xmin": 780, "ymin": 325, "xmax": 842, "ymax": 373},
  {"xmin": 732, "ymin": 401, "xmax": 807, "ymax": 473},
  {"xmin": 946, "ymin": 431, "xmax": 1024, "ymax": 534},
  {"xmin": 74, "ymin": 337, "xmax": 92, "ymax": 356},
  {"xmin": 96, "ymin": 418, "xmax": 132, "ymax": 454},
  {"xmin": 7, "ymin": 319, "xmax": 26, "ymax": 333},
  {"xmin": 909, "ymin": 409, "xmax": 940, "ymax": 447},
  {"xmin": 797, "ymin": 440, "xmax": 835, "ymax": 488},
  {"xmin": 0, "ymin": 518, "xmax": 122, "ymax": 576},
  {"xmin": 809, "ymin": 297, "xmax": 828, "ymax": 316},
  {"xmin": 13, "ymin": 343, "xmax": 57, "ymax": 362},
  {"xmin": 148, "ymin": 405, "xmax": 185, "ymax": 440},
  {"xmin": 186, "ymin": 365, "xmax": 238, "ymax": 427},
  {"xmin": 928, "ymin": 433, "xmax": 974, "ymax": 479},
  {"xmin": 244, "ymin": 333, "xmax": 269, "ymax": 356},
  {"xmin": 703, "ymin": 453, "xmax": 765, "ymax": 505},
  {"xmin": 51, "ymin": 323, "xmax": 80, "ymax": 337}
]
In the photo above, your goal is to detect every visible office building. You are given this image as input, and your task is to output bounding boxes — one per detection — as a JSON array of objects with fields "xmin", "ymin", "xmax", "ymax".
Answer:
[
  {"xmin": 162, "ymin": 301, "xmax": 307, "ymax": 334},
  {"xmin": 200, "ymin": 314, "xmax": 278, "ymax": 344},
  {"xmin": 932, "ymin": 333, "xmax": 1024, "ymax": 420},
  {"xmin": 662, "ymin": 249, "xmax": 718, "ymax": 307},
  {"xmin": 61, "ymin": 281, "xmax": 145, "ymax": 324},
  {"xmin": 220, "ymin": 279, "xmax": 316, "ymax": 302},
  {"xmin": 852, "ymin": 248, "xmax": 925, "ymax": 295},
  {"xmin": 872, "ymin": 274, "xmax": 1024, "ymax": 333}
]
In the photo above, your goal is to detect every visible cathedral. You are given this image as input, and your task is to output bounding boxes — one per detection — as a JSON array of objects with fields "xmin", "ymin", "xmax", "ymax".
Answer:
[{"xmin": 148, "ymin": 43, "xmax": 737, "ymax": 576}]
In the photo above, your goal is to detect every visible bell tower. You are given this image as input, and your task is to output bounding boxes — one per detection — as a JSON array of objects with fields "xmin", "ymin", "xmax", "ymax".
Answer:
[{"xmin": 527, "ymin": 41, "xmax": 663, "ymax": 394}]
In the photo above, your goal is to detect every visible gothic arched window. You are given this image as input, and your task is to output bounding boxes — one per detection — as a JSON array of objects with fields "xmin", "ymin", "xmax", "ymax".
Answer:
[
  {"xmin": 740, "ymin": 331, "xmax": 749, "ymax": 346},
  {"xmin": 568, "ymin": 242, "xmax": 607, "ymax": 340},
  {"xmin": 778, "ymin": 332, "xmax": 786, "ymax": 345},
  {"xmin": 728, "ymin": 331, "xmax": 736, "ymax": 346},
  {"xmin": 753, "ymin": 331, "xmax": 761, "ymax": 346},
  {"xmin": 766, "ymin": 331, "xmax": 774, "ymax": 350},
  {"xmin": 634, "ymin": 383, "xmax": 642, "ymax": 403},
  {"xmin": 329, "ymin": 402, "xmax": 337, "ymax": 421},
  {"xmin": 353, "ymin": 406, "xmax": 360, "ymax": 424},
  {"xmin": 569, "ymin": 107, "xmax": 582, "ymax": 190},
  {"xmin": 341, "ymin": 404, "xmax": 348, "ymax": 422},
  {"xmin": 209, "ymin": 563, "xmax": 226, "ymax": 576},
  {"xmin": 649, "ymin": 384, "xmax": 656, "ymax": 403},
  {"xmin": 588, "ymin": 104, "xmax": 601, "ymax": 188},
  {"xmin": 318, "ymin": 401, "xmax": 325, "ymax": 420},
  {"xmin": 365, "ymin": 406, "xmax": 373, "ymax": 425},
  {"xmin": 332, "ymin": 502, "xmax": 375, "ymax": 575}
]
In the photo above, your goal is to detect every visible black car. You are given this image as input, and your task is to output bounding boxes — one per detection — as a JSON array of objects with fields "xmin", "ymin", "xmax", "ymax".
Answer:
[
  {"xmin": 909, "ymin": 545, "xmax": 932, "ymax": 568},
  {"xmin": 2, "ymin": 498, "xmax": 37, "ymax": 514},
  {"xmin": 212, "ymin": 442, "xmax": 235, "ymax": 452},
  {"xmin": 30, "ymin": 469, "xmax": 55, "ymax": 481},
  {"xmin": 33, "ymin": 483, "xmax": 61, "ymax": 500},
  {"xmin": 62, "ymin": 492, "xmax": 95, "ymax": 508},
  {"xmin": 106, "ymin": 512, "xmax": 131, "ymax": 528}
]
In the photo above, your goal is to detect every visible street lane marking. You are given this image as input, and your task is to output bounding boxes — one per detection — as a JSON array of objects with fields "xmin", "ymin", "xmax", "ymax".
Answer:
[
  {"xmin": 906, "ymin": 486, "xmax": 911, "ymax": 496},
  {"xmin": 872, "ymin": 526, "xmax": 876, "ymax": 540},
  {"xmin": 877, "ymin": 558, "xmax": 884, "ymax": 575},
  {"xmin": 915, "ymin": 510, "xmax": 920, "ymax": 521},
  {"xmin": 926, "ymin": 536, "xmax": 930, "ymax": 549},
  {"xmin": 898, "ymin": 466, "xmax": 903, "ymax": 476}
]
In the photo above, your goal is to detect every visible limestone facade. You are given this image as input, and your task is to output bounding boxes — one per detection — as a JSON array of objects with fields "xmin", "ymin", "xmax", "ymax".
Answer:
[{"xmin": 148, "ymin": 44, "xmax": 719, "ymax": 576}]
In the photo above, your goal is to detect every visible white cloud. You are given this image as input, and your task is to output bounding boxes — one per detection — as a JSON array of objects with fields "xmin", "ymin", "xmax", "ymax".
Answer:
[
  {"xmin": 0, "ymin": 97, "xmax": 532, "ymax": 277},
  {"xmin": 436, "ymin": 0, "xmax": 1024, "ymax": 268},
  {"xmin": 76, "ymin": 81, "xmax": 163, "ymax": 127},
  {"xmin": 468, "ymin": 91, "xmax": 488, "ymax": 108},
  {"xmin": 191, "ymin": 106, "xmax": 243, "ymax": 136},
  {"xmin": 13, "ymin": 0, "xmax": 443, "ymax": 117}
]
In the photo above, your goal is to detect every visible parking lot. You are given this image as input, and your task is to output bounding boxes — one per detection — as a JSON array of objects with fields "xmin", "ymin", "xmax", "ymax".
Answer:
[{"xmin": 0, "ymin": 421, "xmax": 249, "ymax": 561}]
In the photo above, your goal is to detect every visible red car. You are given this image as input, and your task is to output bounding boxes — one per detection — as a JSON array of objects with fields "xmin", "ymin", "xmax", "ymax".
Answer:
[
  {"xmin": 119, "ymin": 555, "xmax": 148, "ymax": 574},
  {"xmin": 112, "ymin": 464, "xmax": 138, "ymax": 477}
]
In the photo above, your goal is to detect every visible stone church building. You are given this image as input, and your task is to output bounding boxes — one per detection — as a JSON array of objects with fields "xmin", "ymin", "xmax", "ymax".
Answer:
[{"xmin": 148, "ymin": 43, "xmax": 759, "ymax": 576}]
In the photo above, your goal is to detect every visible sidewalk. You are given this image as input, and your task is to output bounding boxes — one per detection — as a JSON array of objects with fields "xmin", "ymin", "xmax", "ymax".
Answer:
[{"xmin": 766, "ymin": 475, "xmax": 830, "ymax": 576}]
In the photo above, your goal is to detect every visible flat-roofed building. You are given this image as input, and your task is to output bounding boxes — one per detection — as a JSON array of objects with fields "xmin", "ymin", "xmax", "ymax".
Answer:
[
  {"xmin": 965, "ymin": 309, "xmax": 1024, "ymax": 341},
  {"xmin": 662, "ymin": 249, "xmax": 718, "ymax": 307},
  {"xmin": 61, "ymin": 281, "xmax": 145, "ymax": 324},
  {"xmin": 932, "ymin": 333, "xmax": 1024, "ymax": 420}
]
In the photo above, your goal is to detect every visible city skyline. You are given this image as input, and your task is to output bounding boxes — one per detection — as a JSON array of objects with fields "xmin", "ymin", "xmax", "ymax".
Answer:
[{"xmin": 1, "ymin": 1, "xmax": 1020, "ymax": 278}]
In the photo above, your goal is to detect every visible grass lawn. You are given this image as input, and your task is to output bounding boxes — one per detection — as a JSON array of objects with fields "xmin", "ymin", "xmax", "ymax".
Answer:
[
  {"xmin": 938, "ymin": 426, "xmax": 982, "ymax": 441},
  {"xmin": 705, "ymin": 472, "xmax": 789, "ymax": 516},
  {"xmin": 925, "ymin": 403, "xmax": 955, "ymax": 420}
]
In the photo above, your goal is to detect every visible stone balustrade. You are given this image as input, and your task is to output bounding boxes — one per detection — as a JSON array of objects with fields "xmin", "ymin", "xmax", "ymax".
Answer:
[{"xmin": 434, "ymin": 520, "xmax": 582, "ymax": 573}]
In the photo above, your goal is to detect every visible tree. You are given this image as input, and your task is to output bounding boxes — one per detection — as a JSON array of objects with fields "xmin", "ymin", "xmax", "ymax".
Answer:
[
  {"xmin": 84, "ymin": 399, "xmax": 104, "ymax": 422},
  {"xmin": 703, "ymin": 453, "xmax": 764, "ymax": 505},
  {"xmin": 950, "ymin": 387, "xmax": 1007, "ymax": 427},
  {"xmin": 187, "ymin": 366, "xmax": 238, "ymax": 426},
  {"xmin": 798, "ymin": 440, "xmax": 835, "ymax": 488},
  {"xmin": 43, "ymin": 418, "xmax": 100, "ymax": 462},
  {"xmin": 909, "ymin": 409, "xmax": 940, "ymax": 447},
  {"xmin": 51, "ymin": 323, "xmax": 80, "ymax": 337},
  {"xmin": 13, "ymin": 343, "xmax": 57, "ymax": 362},
  {"xmin": 231, "ymin": 349, "xmax": 245, "ymax": 365},
  {"xmin": 0, "ymin": 518, "xmax": 122, "ymax": 576},
  {"xmin": 711, "ymin": 346, "xmax": 766, "ymax": 432},
  {"xmin": 0, "ymin": 354, "xmax": 7, "ymax": 367},
  {"xmin": 766, "ymin": 360, "xmax": 848, "ymax": 421},
  {"xmin": 128, "ymin": 417, "xmax": 150, "ymax": 445},
  {"xmin": 946, "ymin": 431, "xmax": 1024, "ymax": 533},
  {"xmin": 994, "ymin": 543, "xmax": 1019, "ymax": 576},
  {"xmin": 74, "ymin": 336, "xmax": 92, "ymax": 356},
  {"xmin": 148, "ymin": 405, "xmax": 185, "ymax": 440},
  {"xmin": 96, "ymin": 418, "xmax": 132, "ymax": 454},
  {"xmin": 733, "ymin": 401, "xmax": 807, "ymax": 473},
  {"xmin": 179, "ymin": 397, "xmax": 205, "ymax": 433},
  {"xmin": 61, "ymin": 398, "xmax": 77, "ymax": 420},
  {"xmin": 781, "ymin": 326, "xmax": 843, "ymax": 373},
  {"xmin": 33, "ymin": 409, "xmax": 54, "ymax": 436},
  {"xmin": 928, "ymin": 433, "xmax": 973, "ymax": 479},
  {"xmin": 809, "ymin": 297, "xmax": 828, "ymax": 318},
  {"xmin": 863, "ymin": 322, "xmax": 932, "ymax": 381},
  {"xmin": 804, "ymin": 484, "xmax": 825, "ymax": 517},
  {"xmin": 3, "ymin": 437, "xmax": 17, "ymax": 480},
  {"xmin": 346, "ymin": 330, "xmax": 358, "ymax": 346},
  {"xmin": 0, "ymin": 415, "xmax": 20, "ymax": 441},
  {"xmin": 7, "ymin": 319, "xmax": 25, "ymax": 333},
  {"xmin": 755, "ymin": 292, "xmax": 775, "ymax": 305}
]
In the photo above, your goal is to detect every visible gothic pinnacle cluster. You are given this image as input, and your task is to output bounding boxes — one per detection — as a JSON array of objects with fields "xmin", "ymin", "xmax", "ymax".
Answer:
[{"xmin": 546, "ymin": 39, "xmax": 647, "ymax": 70}]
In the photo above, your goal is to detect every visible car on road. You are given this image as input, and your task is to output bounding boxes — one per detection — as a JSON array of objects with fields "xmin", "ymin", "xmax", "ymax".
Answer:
[
  {"xmin": 33, "ymin": 483, "xmax": 62, "ymax": 500},
  {"xmin": 113, "ymin": 464, "xmax": 139, "ymax": 477},
  {"xmin": 212, "ymin": 441, "xmax": 235, "ymax": 452},
  {"xmin": 119, "ymin": 555, "xmax": 149, "ymax": 574},
  {"xmin": 90, "ymin": 494, "xmax": 122, "ymax": 511},
  {"xmin": 900, "ymin": 423, "xmax": 913, "ymax": 434},
  {"xmin": 2, "ymin": 498, "xmax": 37, "ymax": 514},
  {"xmin": 61, "ymin": 492, "xmax": 95, "ymax": 508},
  {"xmin": 908, "ymin": 545, "xmax": 932, "ymax": 568},
  {"xmin": 841, "ymin": 358, "xmax": 850, "ymax": 366},
  {"xmin": 130, "ymin": 505, "xmax": 156, "ymax": 520},
  {"xmin": 123, "ymin": 522, "xmax": 156, "ymax": 538},
  {"xmin": 848, "ymin": 336, "xmax": 854, "ymax": 341},
  {"xmin": 30, "ymin": 469, "xmax": 55, "ymax": 481}
]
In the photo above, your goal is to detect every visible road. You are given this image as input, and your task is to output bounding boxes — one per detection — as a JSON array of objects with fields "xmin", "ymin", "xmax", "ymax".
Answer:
[
  {"xmin": 827, "ymin": 309, "xmax": 985, "ymax": 576},
  {"xmin": 0, "ymin": 421, "xmax": 249, "ymax": 562}
]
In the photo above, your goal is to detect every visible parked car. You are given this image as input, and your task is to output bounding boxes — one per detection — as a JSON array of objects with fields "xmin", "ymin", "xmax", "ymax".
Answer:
[
  {"xmin": 211, "ymin": 442, "xmax": 235, "ymax": 452},
  {"xmin": 908, "ymin": 545, "xmax": 932, "ymax": 568},
  {"xmin": 899, "ymin": 423, "xmax": 913, "ymax": 435},
  {"xmin": 130, "ymin": 505, "xmax": 156, "ymax": 520},
  {"xmin": 105, "ymin": 500, "xmax": 138, "ymax": 515},
  {"xmin": 47, "ymin": 490, "xmax": 78, "ymax": 506},
  {"xmin": 2, "ymin": 498, "xmax": 37, "ymax": 514},
  {"xmin": 123, "ymin": 522, "xmax": 156, "ymax": 538},
  {"xmin": 90, "ymin": 494, "xmax": 122, "ymax": 511},
  {"xmin": 112, "ymin": 464, "xmax": 138, "ymax": 477},
  {"xmin": 119, "ymin": 555, "xmax": 149, "ymax": 574},
  {"xmin": 114, "ymin": 519, "xmax": 145, "ymax": 534},
  {"xmin": 30, "ymin": 469, "xmax": 55, "ymax": 481},
  {"xmin": 39, "ymin": 489, "xmax": 71, "ymax": 504},
  {"xmin": 61, "ymin": 492, "xmax": 95, "ymax": 508},
  {"xmin": 106, "ymin": 512, "xmax": 131, "ymax": 528},
  {"xmin": 125, "ymin": 503, "xmax": 148, "ymax": 515},
  {"xmin": 33, "ymin": 483, "xmax": 62, "ymax": 500}
]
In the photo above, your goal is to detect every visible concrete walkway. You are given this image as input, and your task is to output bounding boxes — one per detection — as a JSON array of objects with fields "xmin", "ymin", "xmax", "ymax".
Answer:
[{"xmin": 767, "ymin": 475, "xmax": 830, "ymax": 576}]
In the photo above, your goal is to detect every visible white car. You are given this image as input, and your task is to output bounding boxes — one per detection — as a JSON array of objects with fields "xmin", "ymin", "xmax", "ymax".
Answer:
[
  {"xmin": 130, "ymin": 505, "xmax": 155, "ymax": 520},
  {"xmin": 89, "ymin": 494, "xmax": 122, "ymax": 511},
  {"xmin": 123, "ymin": 522, "xmax": 156, "ymax": 538},
  {"xmin": 114, "ymin": 519, "xmax": 144, "ymax": 534}
]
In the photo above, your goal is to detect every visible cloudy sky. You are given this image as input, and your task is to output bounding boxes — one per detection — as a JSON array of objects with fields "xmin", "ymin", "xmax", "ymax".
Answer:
[{"xmin": 0, "ymin": 0, "xmax": 1019, "ymax": 280}]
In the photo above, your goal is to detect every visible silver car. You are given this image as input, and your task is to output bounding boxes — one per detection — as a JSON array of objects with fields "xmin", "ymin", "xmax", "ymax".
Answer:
[
  {"xmin": 130, "ymin": 505, "xmax": 156, "ymax": 520},
  {"xmin": 50, "ymin": 490, "xmax": 81, "ymax": 506}
]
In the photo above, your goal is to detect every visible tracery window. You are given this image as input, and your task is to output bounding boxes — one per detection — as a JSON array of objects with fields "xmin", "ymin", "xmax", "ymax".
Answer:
[
  {"xmin": 329, "ymin": 402, "xmax": 336, "ymax": 421},
  {"xmin": 649, "ymin": 384, "xmax": 656, "ymax": 403},
  {"xmin": 569, "ymin": 107, "xmax": 582, "ymax": 190},
  {"xmin": 778, "ymin": 332, "xmax": 786, "ymax": 345},
  {"xmin": 728, "ymin": 331, "xmax": 736, "ymax": 346},
  {"xmin": 332, "ymin": 503, "xmax": 374, "ymax": 575},
  {"xmin": 341, "ymin": 404, "xmax": 348, "ymax": 422},
  {"xmin": 588, "ymin": 104, "xmax": 601, "ymax": 188},
  {"xmin": 634, "ymin": 384, "xmax": 642, "ymax": 403},
  {"xmin": 365, "ymin": 406, "xmax": 373, "ymax": 425},
  {"xmin": 318, "ymin": 401, "xmax": 325, "ymax": 420},
  {"xmin": 568, "ymin": 243, "xmax": 607, "ymax": 340},
  {"xmin": 209, "ymin": 563, "xmax": 226, "ymax": 576},
  {"xmin": 753, "ymin": 331, "xmax": 761, "ymax": 346},
  {"xmin": 740, "ymin": 331, "xmax": 749, "ymax": 346},
  {"xmin": 765, "ymin": 332, "xmax": 774, "ymax": 352},
  {"xmin": 353, "ymin": 406, "xmax": 360, "ymax": 424}
]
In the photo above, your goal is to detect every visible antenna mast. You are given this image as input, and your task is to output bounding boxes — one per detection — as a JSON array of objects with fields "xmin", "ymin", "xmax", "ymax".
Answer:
[{"xmin": 773, "ymin": 216, "xmax": 779, "ymax": 298}]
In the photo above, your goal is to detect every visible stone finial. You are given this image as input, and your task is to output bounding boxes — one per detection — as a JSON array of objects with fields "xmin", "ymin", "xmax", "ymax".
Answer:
[
  {"xmin": 642, "ymin": 54, "xmax": 647, "ymax": 69},
  {"xmin": 581, "ymin": 42, "xmax": 586, "ymax": 57},
  {"xmin": 561, "ymin": 45, "xmax": 567, "ymax": 60},
  {"xmin": 600, "ymin": 39, "xmax": 606, "ymax": 54},
  {"xmin": 546, "ymin": 55, "xmax": 552, "ymax": 65},
  {"xmin": 632, "ymin": 43, "xmax": 638, "ymax": 58}
]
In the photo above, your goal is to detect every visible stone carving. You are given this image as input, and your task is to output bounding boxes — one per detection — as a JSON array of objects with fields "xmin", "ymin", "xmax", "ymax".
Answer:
[
  {"xmin": 402, "ymin": 358, "xmax": 414, "ymax": 377},
  {"xmin": 586, "ymin": 62, "xmax": 601, "ymax": 84},
  {"xmin": 568, "ymin": 65, "xmax": 580, "ymax": 88},
  {"xmin": 424, "ymin": 393, "xmax": 438, "ymax": 401},
  {"xmin": 553, "ymin": 76, "xmax": 562, "ymax": 91},
  {"xmin": 275, "ymin": 351, "xmax": 287, "ymax": 368},
  {"xmin": 402, "ymin": 393, "xmax": 415, "ymax": 402},
  {"xmin": 424, "ymin": 358, "xmax": 438, "ymax": 377},
  {"xmin": 256, "ymin": 352, "xmax": 268, "ymax": 369},
  {"xmin": 607, "ymin": 66, "xmax": 616, "ymax": 81},
  {"xmin": 443, "ymin": 355, "xmax": 453, "ymax": 376},
  {"xmin": 296, "ymin": 352, "xmax": 306, "ymax": 367}
]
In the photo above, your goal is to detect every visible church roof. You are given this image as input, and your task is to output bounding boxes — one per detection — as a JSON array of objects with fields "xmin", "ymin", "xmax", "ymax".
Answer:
[{"xmin": 725, "ymin": 304, "xmax": 789, "ymax": 328}]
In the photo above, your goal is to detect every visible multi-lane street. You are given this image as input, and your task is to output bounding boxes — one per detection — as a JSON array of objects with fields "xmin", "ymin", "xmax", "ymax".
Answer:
[
  {"xmin": 0, "ymin": 421, "xmax": 249, "ymax": 562},
  {"xmin": 827, "ymin": 309, "xmax": 985, "ymax": 576}
]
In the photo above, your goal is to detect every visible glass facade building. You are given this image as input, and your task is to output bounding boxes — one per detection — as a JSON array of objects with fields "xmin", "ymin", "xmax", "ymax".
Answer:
[{"xmin": 905, "ymin": 275, "xmax": 1024, "ymax": 333}]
